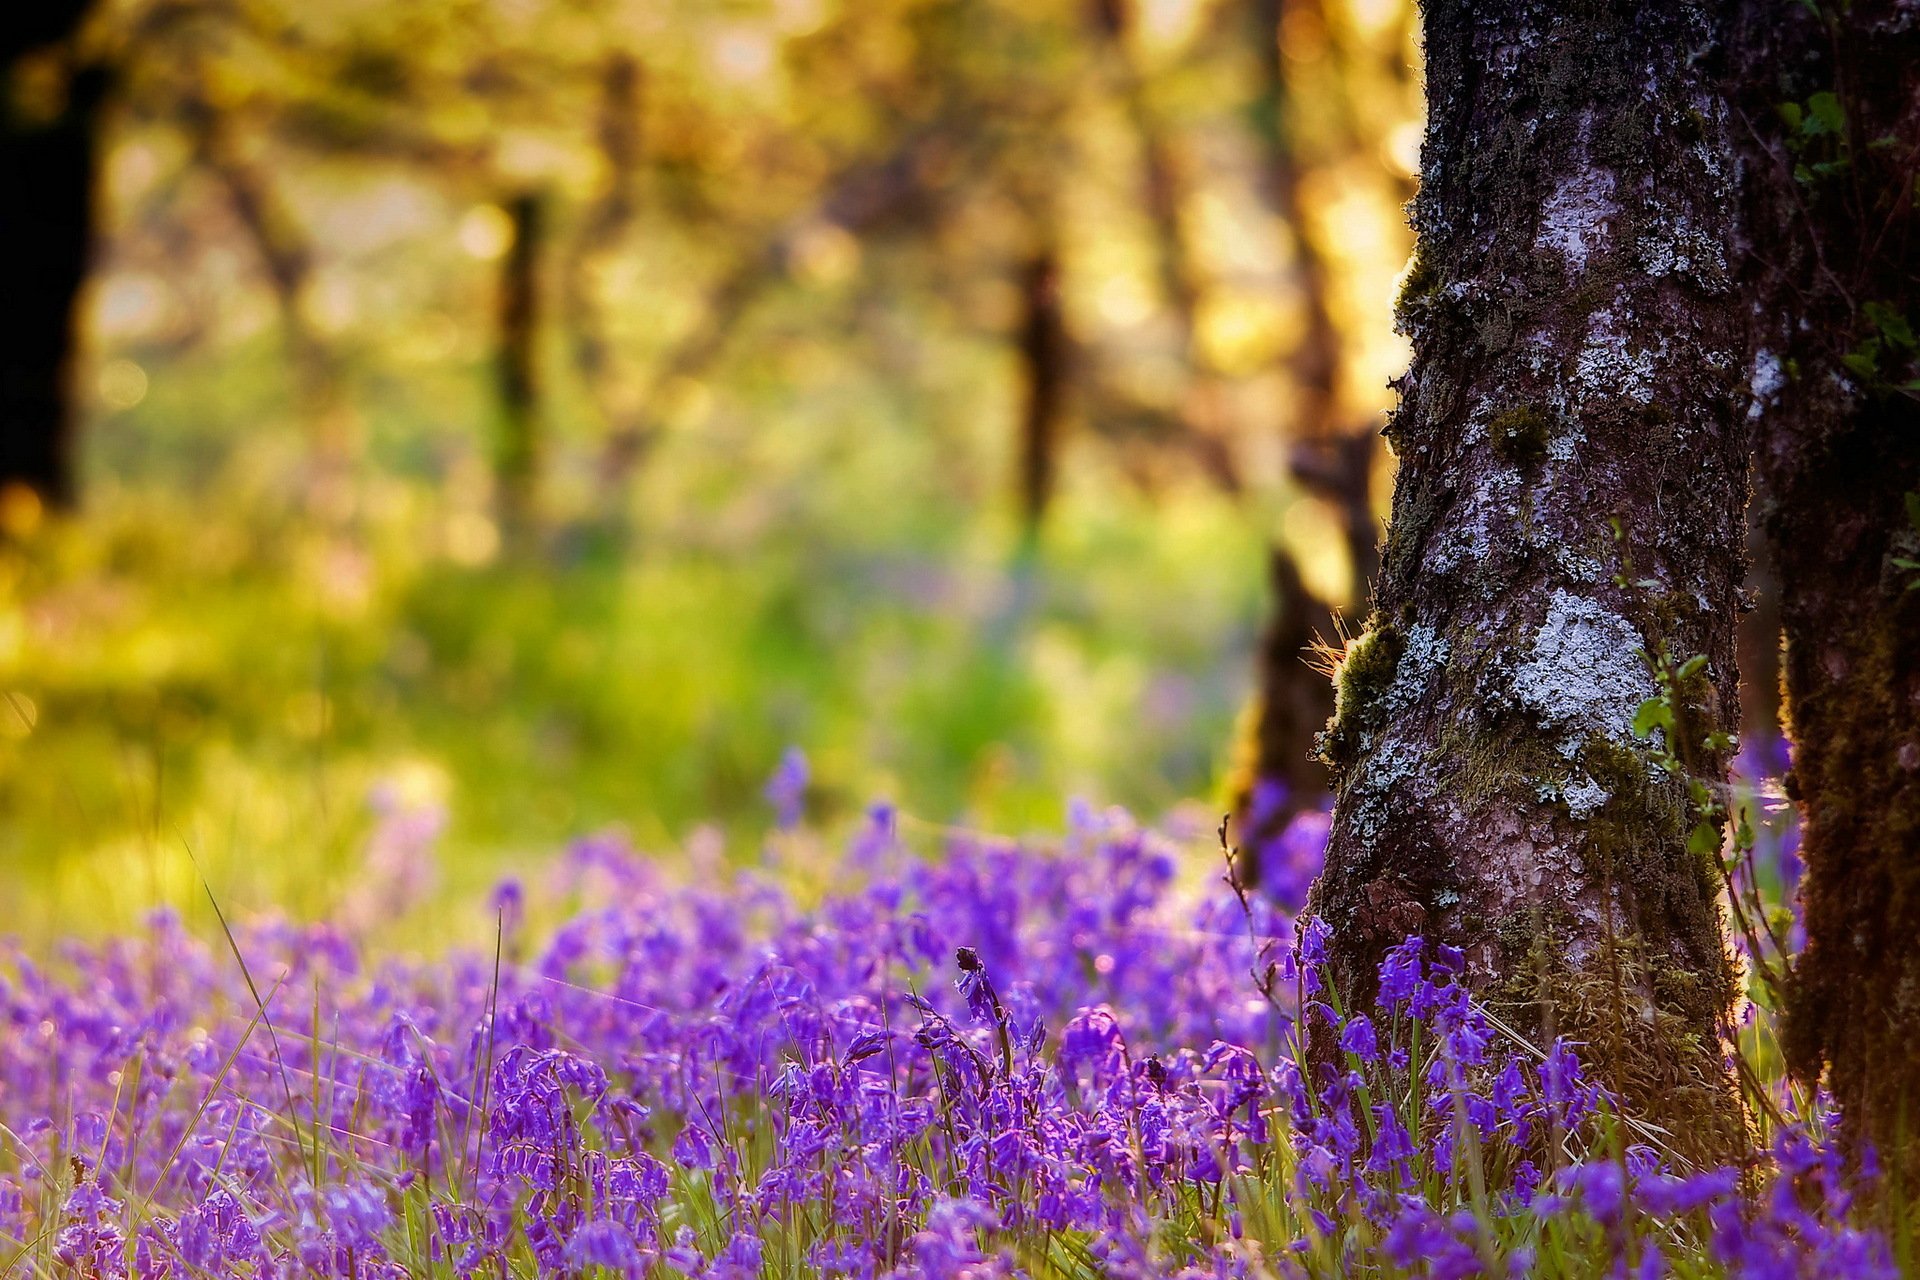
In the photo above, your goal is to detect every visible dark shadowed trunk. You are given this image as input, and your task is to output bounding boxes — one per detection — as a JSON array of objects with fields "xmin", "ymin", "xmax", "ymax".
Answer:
[
  {"xmin": 1727, "ymin": 0, "xmax": 1920, "ymax": 1187},
  {"xmin": 1231, "ymin": 0, "xmax": 1381, "ymax": 877},
  {"xmin": 1015, "ymin": 245, "xmax": 1068, "ymax": 538},
  {"xmin": 496, "ymin": 191, "xmax": 545, "ymax": 526},
  {"xmin": 1, "ymin": 3, "xmax": 107, "ymax": 508},
  {"xmin": 1733, "ymin": 505, "xmax": 1783, "ymax": 753},
  {"xmin": 1234, "ymin": 549, "xmax": 1340, "ymax": 881},
  {"xmin": 1308, "ymin": 0, "xmax": 1749, "ymax": 1156}
]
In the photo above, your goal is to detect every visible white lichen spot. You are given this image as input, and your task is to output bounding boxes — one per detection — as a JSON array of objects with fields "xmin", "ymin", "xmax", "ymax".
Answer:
[
  {"xmin": 1382, "ymin": 623, "xmax": 1450, "ymax": 717},
  {"xmin": 1564, "ymin": 776, "xmax": 1609, "ymax": 819},
  {"xmin": 1438, "ymin": 466, "xmax": 1527, "ymax": 580},
  {"xmin": 1512, "ymin": 591, "xmax": 1657, "ymax": 746},
  {"xmin": 1575, "ymin": 307, "xmax": 1659, "ymax": 405},
  {"xmin": 1536, "ymin": 167, "xmax": 1617, "ymax": 274},
  {"xmin": 1548, "ymin": 543, "xmax": 1610, "ymax": 589},
  {"xmin": 1350, "ymin": 731, "xmax": 1425, "ymax": 842},
  {"xmin": 1546, "ymin": 419, "xmax": 1586, "ymax": 463},
  {"xmin": 1747, "ymin": 349, "xmax": 1784, "ymax": 422}
]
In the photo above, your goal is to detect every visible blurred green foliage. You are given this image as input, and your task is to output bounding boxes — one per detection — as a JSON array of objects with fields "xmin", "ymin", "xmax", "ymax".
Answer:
[
  {"xmin": 0, "ymin": 460, "xmax": 1267, "ymax": 939},
  {"xmin": 1, "ymin": 0, "xmax": 1419, "ymax": 939}
]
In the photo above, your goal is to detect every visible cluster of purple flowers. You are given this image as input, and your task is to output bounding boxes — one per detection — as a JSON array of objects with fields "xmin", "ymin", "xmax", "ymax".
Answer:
[{"xmin": 0, "ymin": 763, "xmax": 1894, "ymax": 1277}]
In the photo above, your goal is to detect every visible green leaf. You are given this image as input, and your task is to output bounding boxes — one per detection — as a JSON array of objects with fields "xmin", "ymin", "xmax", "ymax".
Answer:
[
  {"xmin": 1808, "ymin": 91, "xmax": 1846, "ymax": 136},
  {"xmin": 1688, "ymin": 821, "xmax": 1723, "ymax": 857},
  {"xmin": 1676, "ymin": 654, "xmax": 1707, "ymax": 680},
  {"xmin": 1632, "ymin": 698, "xmax": 1672, "ymax": 740},
  {"xmin": 1904, "ymin": 490, "xmax": 1920, "ymax": 532},
  {"xmin": 1843, "ymin": 349, "xmax": 1880, "ymax": 380},
  {"xmin": 1865, "ymin": 301, "xmax": 1916, "ymax": 351},
  {"xmin": 1776, "ymin": 101, "xmax": 1805, "ymax": 132}
]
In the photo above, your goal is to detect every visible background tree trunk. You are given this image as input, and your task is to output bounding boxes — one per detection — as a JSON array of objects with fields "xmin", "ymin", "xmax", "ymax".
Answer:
[
  {"xmin": 1, "ymin": 3, "xmax": 107, "ymax": 509},
  {"xmin": 496, "ymin": 190, "xmax": 546, "ymax": 528},
  {"xmin": 184, "ymin": 81, "xmax": 359, "ymax": 494},
  {"xmin": 1015, "ymin": 242, "xmax": 1068, "ymax": 538},
  {"xmin": 1230, "ymin": 0, "xmax": 1380, "ymax": 876},
  {"xmin": 1308, "ymin": 0, "xmax": 1749, "ymax": 1157},
  {"xmin": 1733, "ymin": 507, "xmax": 1783, "ymax": 754},
  {"xmin": 1727, "ymin": 0, "xmax": 1920, "ymax": 1187}
]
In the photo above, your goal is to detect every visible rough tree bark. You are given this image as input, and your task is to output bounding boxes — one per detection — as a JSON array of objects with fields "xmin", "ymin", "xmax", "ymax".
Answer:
[
  {"xmin": 1307, "ymin": 0, "xmax": 1750, "ymax": 1157},
  {"xmin": 1727, "ymin": 0, "xmax": 1920, "ymax": 1186},
  {"xmin": 1, "ymin": 2, "xmax": 107, "ymax": 508}
]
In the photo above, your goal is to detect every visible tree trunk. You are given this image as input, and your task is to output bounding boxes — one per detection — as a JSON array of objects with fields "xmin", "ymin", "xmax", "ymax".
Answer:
[
  {"xmin": 1231, "ymin": 547, "xmax": 1340, "ymax": 890},
  {"xmin": 496, "ymin": 190, "xmax": 545, "ymax": 527},
  {"xmin": 1229, "ymin": 0, "xmax": 1382, "ymax": 878},
  {"xmin": 1307, "ymin": 0, "xmax": 1749, "ymax": 1158},
  {"xmin": 185, "ymin": 85, "xmax": 357, "ymax": 488},
  {"xmin": 0, "ymin": 5, "xmax": 107, "ymax": 509},
  {"xmin": 1733, "ymin": 504, "xmax": 1782, "ymax": 754},
  {"xmin": 568, "ymin": 53, "xmax": 655, "ymax": 504},
  {"xmin": 1015, "ymin": 243, "xmax": 1068, "ymax": 538},
  {"xmin": 1086, "ymin": 0, "xmax": 1244, "ymax": 496},
  {"xmin": 1727, "ymin": 0, "xmax": 1920, "ymax": 1187}
]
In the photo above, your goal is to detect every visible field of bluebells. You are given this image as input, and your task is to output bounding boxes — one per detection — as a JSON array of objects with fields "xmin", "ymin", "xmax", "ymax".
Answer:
[{"xmin": 0, "ymin": 745, "xmax": 1904, "ymax": 1279}]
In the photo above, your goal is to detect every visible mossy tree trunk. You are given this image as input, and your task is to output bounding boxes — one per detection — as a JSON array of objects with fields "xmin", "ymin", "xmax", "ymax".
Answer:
[
  {"xmin": 1307, "ymin": 0, "xmax": 1749, "ymax": 1158},
  {"xmin": 1727, "ymin": 0, "xmax": 1920, "ymax": 1187},
  {"xmin": 1, "ymin": 1, "xmax": 107, "ymax": 510}
]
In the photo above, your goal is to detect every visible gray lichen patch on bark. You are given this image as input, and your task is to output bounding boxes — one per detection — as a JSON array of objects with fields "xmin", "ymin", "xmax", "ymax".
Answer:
[
  {"xmin": 1574, "ymin": 306, "xmax": 1660, "ymax": 405},
  {"xmin": 1511, "ymin": 591, "xmax": 1657, "ymax": 749},
  {"xmin": 1536, "ymin": 159, "xmax": 1617, "ymax": 276}
]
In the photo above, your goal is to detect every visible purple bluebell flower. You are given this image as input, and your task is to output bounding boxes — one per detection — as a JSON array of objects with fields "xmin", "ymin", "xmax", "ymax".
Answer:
[
  {"xmin": 764, "ymin": 746, "xmax": 809, "ymax": 829},
  {"xmin": 1339, "ymin": 1013, "xmax": 1379, "ymax": 1063}
]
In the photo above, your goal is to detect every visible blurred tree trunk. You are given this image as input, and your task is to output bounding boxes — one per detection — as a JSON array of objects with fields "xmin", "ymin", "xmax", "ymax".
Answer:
[
  {"xmin": 0, "ymin": 3, "xmax": 108, "ymax": 509},
  {"xmin": 1727, "ymin": 0, "xmax": 1920, "ymax": 1186},
  {"xmin": 566, "ymin": 53, "xmax": 653, "ymax": 504},
  {"xmin": 1229, "ymin": 0, "xmax": 1378, "ymax": 874},
  {"xmin": 1088, "ymin": 0, "xmax": 1243, "ymax": 495},
  {"xmin": 185, "ymin": 85, "xmax": 357, "ymax": 493},
  {"xmin": 1733, "ymin": 506, "xmax": 1782, "ymax": 754},
  {"xmin": 596, "ymin": 125, "xmax": 957, "ymax": 499},
  {"xmin": 1307, "ymin": 0, "xmax": 1748, "ymax": 1158},
  {"xmin": 1015, "ymin": 242, "xmax": 1068, "ymax": 539},
  {"xmin": 496, "ymin": 190, "xmax": 545, "ymax": 528}
]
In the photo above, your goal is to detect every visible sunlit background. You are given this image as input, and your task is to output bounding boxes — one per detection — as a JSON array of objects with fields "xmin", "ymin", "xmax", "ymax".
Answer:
[{"xmin": 0, "ymin": 0, "xmax": 1419, "ymax": 942}]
